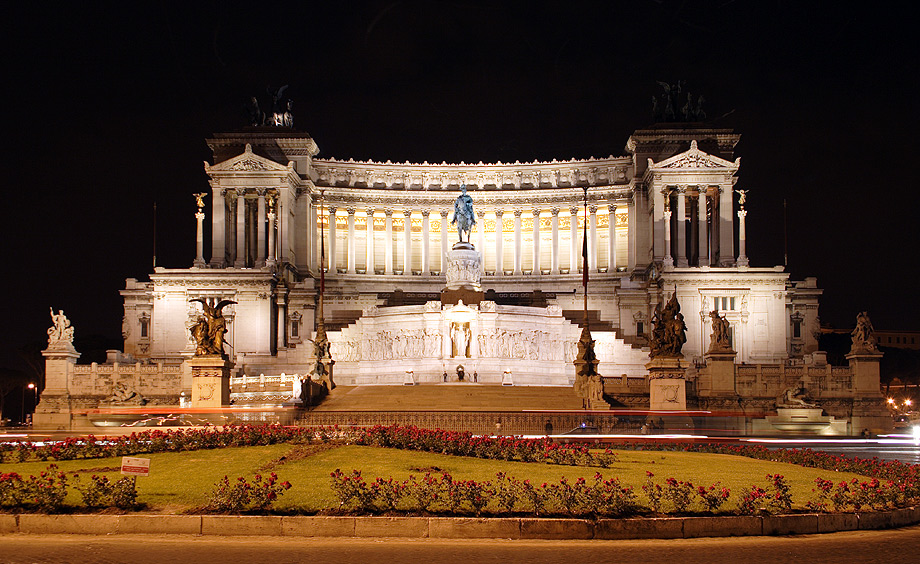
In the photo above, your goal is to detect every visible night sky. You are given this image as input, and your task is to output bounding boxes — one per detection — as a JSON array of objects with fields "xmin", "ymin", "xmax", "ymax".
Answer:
[{"xmin": 2, "ymin": 1, "xmax": 917, "ymax": 372}]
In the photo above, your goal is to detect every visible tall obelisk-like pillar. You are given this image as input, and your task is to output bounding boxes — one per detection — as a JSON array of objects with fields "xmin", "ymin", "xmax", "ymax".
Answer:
[
  {"xmin": 736, "ymin": 190, "xmax": 749, "ymax": 267},
  {"xmin": 193, "ymin": 193, "xmax": 206, "ymax": 268}
]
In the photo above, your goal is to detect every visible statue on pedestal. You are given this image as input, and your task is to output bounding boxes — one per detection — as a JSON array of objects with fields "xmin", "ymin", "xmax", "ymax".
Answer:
[
  {"xmin": 850, "ymin": 311, "xmax": 879, "ymax": 354},
  {"xmin": 451, "ymin": 185, "xmax": 476, "ymax": 244},
  {"xmin": 707, "ymin": 310, "xmax": 734, "ymax": 353},
  {"xmin": 649, "ymin": 294, "xmax": 687, "ymax": 358},
  {"xmin": 47, "ymin": 308, "xmax": 75, "ymax": 349},
  {"xmin": 188, "ymin": 298, "xmax": 237, "ymax": 358}
]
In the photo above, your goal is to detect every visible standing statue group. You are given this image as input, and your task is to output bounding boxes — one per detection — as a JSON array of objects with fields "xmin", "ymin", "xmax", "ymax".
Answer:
[
  {"xmin": 850, "ymin": 311, "xmax": 879, "ymax": 353},
  {"xmin": 708, "ymin": 310, "xmax": 733, "ymax": 353},
  {"xmin": 649, "ymin": 294, "xmax": 687, "ymax": 358},
  {"xmin": 452, "ymin": 185, "xmax": 476, "ymax": 244},
  {"xmin": 652, "ymin": 81, "xmax": 706, "ymax": 122},
  {"xmin": 246, "ymin": 85, "xmax": 294, "ymax": 127},
  {"xmin": 47, "ymin": 308, "xmax": 75, "ymax": 348},
  {"xmin": 189, "ymin": 298, "xmax": 236, "ymax": 358}
]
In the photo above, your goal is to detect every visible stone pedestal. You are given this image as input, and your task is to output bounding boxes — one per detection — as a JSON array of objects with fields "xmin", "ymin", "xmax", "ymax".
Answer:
[
  {"xmin": 646, "ymin": 357, "xmax": 687, "ymax": 411},
  {"xmin": 702, "ymin": 350, "xmax": 737, "ymax": 395},
  {"xmin": 846, "ymin": 351, "xmax": 884, "ymax": 395},
  {"xmin": 442, "ymin": 243, "xmax": 483, "ymax": 305},
  {"xmin": 189, "ymin": 356, "xmax": 232, "ymax": 408},
  {"xmin": 34, "ymin": 345, "xmax": 81, "ymax": 430},
  {"xmin": 845, "ymin": 350, "xmax": 891, "ymax": 433}
]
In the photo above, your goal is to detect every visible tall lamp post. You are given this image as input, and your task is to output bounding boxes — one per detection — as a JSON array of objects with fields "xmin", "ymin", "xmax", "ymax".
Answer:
[{"xmin": 22, "ymin": 383, "xmax": 35, "ymax": 425}]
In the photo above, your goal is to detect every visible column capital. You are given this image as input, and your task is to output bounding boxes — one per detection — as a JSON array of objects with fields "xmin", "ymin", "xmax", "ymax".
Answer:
[
  {"xmin": 494, "ymin": 209, "xmax": 504, "ymax": 218},
  {"xmin": 737, "ymin": 209, "xmax": 747, "ymax": 219},
  {"xmin": 346, "ymin": 207, "xmax": 356, "ymax": 215},
  {"xmin": 255, "ymin": 188, "xmax": 267, "ymax": 197},
  {"xmin": 403, "ymin": 209, "xmax": 413, "ymax": 218},
  {"xmin": 532, "ymin": 208, "xmax": 541, "ymax": 217},
  {"xmin": 365, "ymin": 207, "xmax": 376, "ymax": 216},
  {"xmin": 327, "ymin": 205, "xmax": 337, "ymax": 214},
  {"xmin": 421, "ymin": 209, "xmax": 430, "ymax": 217},
  {"xmin": 195, "ymin": 211, "xmax": 205, "ymax": 220},
  {"xmin": 440, "ymin": 209, "xmax": 449, "ymax": 218},
  {"xmin": 513, "ymin": 209, "xmax": 523, "ymax": 218},
  {"xmin": 384, "ymin": 208, "xmax": 393, "ymax": 217},
  {"xmin": 589, "ymin": 204, "xmax": 598, "ymax": 214},
  {"xmin": 551, "ymin": 207, "xmax": 560, "ymax": 216},
  {"xmin": 663, "ymin": 210, "xmax": 672, "ymax": 220},
  {"xmin": 569, "ymin": 206, "xmax": 579, "ymax": 216},
  {"xmin": 608, "ymin": 203, "xmax": 617, "ymax": 213}
]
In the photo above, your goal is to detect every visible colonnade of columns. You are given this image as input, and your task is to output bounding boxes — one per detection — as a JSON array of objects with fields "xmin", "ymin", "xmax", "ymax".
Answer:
[
  {"xmin": 320, "ymin": 204, "xmax": 625, "ymax": 276},
  {"xmin": 659, "ymin": 185, "xmax": 738, "ymax": 268},
  {"xmin": 208, "ymin": 189, "xmax": 278, "ymax": 268}
]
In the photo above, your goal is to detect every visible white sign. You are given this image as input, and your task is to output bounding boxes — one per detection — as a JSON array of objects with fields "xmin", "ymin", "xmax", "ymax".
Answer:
[{"xmin": 121, "ymin": 457, "xmax": 150, "ymax": 477}]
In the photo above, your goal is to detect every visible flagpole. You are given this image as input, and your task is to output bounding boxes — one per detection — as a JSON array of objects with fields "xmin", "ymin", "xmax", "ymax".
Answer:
[{"xmin": 582, "ymin": 186, "xmax": 589, "ymax": 328}]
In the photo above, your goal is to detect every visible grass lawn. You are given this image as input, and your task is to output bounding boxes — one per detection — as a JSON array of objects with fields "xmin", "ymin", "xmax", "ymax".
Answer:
[{"xmin": 0, "ymin": 445, "xmax": 874, "ymax": 513}]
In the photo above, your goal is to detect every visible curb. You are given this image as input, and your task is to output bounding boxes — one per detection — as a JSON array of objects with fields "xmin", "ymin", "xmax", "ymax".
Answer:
[{"xmin": 2, "ymin": 509, "xmax": 918, "ymax": 539}]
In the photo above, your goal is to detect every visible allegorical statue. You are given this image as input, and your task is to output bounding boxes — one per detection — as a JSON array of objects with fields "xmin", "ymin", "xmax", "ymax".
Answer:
[
  {"xmin": 780, "ymin": 384, "xmax": 815, "ymax": 408},
  {"xmin": 47, "ymin": 307, "xmax": 75, "ymax": 348},
  {"xmin": 188, "ymin": 298, "xmax": 237, "ymax": 358},
  {"xmin": 850, "ymin": 311, "xmax": 879, "ymax": 354},
  {"xmin": 451, "ymin": 185, "xmax": 476, "ymax": 244},
  {"xmin": 648, "ymin": 293, "xmax": 687, "ymax": 358},
  {"xmin": 708, "ymin": 310, "xmax": 733, "ymax": 353}
]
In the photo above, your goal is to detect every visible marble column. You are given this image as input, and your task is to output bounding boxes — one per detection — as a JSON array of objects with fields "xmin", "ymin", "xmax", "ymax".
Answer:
[
  {"xmin": 627, "ymin": 195, "xmax": 637, "ymax": 271},
  {"xmin": 256, "ymin": 191, "xmax": 267, "ymax": 266},
  {"xmin": 346, "ymin": 208, "xmax": 356, "ymax": 274},
  {"xmin": 676, "ymin": 189, "xmax": 688, "ymax": 267},
  {"xmin": 589, "ymin": 204, "xmax": 598, "ymax": 272},
  {"xmin": 737, "ymin": 208, "xmax": 749, "ymax": 267},
  {"xmin": 607, "ymin": 204, "xmax": 617, "ymax": 273},
  {"xmin": 663, "ymin": 209, "xmax": 673, "ymax": 267},
  {"xmin": 328, "ymin": 206, "xmax": 338, "ymax": 274},
  {"xmin": 532, "ymin": 208, "xmax": 541, "ymax": 274},
  {"xmin": 278, "ymin": 193, "xmax": 290, "ymax": 264},
  {"xmin": 569, "ymin": 207, "xmax": 579, "ymax": 274},
  {"xmin": 309, "ymin": 198, "xmax": 317, "ymax": 271},
  {"xmin": 403, "ymin": 210, "xmax": 412, "ymax": 275},
  {"xmin": 495, "ymin": 209, "xmax": 504, "ymax": 275},
  {"xmin": 365, "ymin": 208, "xmax": 375, "ymax": 274},
  {"xmin": 234, "ymin": 191, "xmax": 246, "ymax": 267},
  {"xmin": 421, "ymin": 210, "xmax": 430, "ymax": 275},
  {"xmin": 477, "ymin": 211, "xmax": 485, "ymax": 253},
  {"xmin": 719, "ymin": 186, "xmax": 734, "ymax": 266},
  {"xmin": 550, "ymin": 207, "xmax": 560, "ymax": 274},
  {"xmin": 266, "ymin": 210, "xmax": 276, "ymax": 265},
  {"xmin": 210, "ymin": 190, "xmax": 226, "ymax": 267},
  {"xmin": 697, "ymin": 190, "xmax": 708, "ymax": 267},
  {"xmin": 385, "ymin": 209, "xmax": 394, "ymax": 274},
  {"xmin": 440, "ymin": 209, "xmax": 449, "ymax": 274},
  {"xmin": 275, "ymin": 294, "xmax": 286, "ymax": 351},
  {"xmin": 513, "ymin": 209, "xmax": 522, "ymax": 275},
  {"xmin": 194, "ymin": 210, "xmax": 206, "ymax": 267}
]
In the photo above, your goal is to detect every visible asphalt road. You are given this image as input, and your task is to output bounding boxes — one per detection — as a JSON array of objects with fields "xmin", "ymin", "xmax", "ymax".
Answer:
[{"xmin": 2, "ymin": 527, "xmax": 920, "ymax": 564}]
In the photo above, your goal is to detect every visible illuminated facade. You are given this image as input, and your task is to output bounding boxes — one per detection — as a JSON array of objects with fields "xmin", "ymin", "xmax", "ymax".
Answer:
[{"xmin": 120, "ymin": 125, "xmax": 822, "ymax": 388}]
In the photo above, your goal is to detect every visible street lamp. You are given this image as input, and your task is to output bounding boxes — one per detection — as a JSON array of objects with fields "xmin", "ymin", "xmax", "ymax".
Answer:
[{"xmin": 21, "ymin": 383, "xmax": 35, "ymax": 426}]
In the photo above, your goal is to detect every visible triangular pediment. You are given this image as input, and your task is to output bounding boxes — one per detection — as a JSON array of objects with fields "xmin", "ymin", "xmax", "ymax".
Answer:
[
  {"xmin": 648, "ymin": 140, "xmax": 739, "ymax": 171},
  {"xmin": 206, "ymin": 144, "xmax": 292, "ymax": 173}
]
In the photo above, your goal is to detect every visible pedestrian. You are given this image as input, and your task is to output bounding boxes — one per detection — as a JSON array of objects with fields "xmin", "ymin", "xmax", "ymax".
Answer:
[
  {"xmin": 495, "ymin": 420, "xmax": 503, "ymax": 436},
  {"xmin": 544, "ymin": 420, "xmax": 553, "ymax": 435}
]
